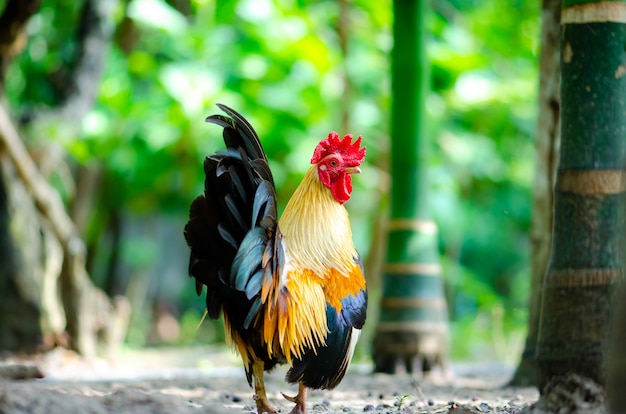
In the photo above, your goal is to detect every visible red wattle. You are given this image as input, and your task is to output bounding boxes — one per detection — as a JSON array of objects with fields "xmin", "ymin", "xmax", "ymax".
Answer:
[{"xmin": 331, "ymin": 174, "xmax": 353, "ymax": 205}]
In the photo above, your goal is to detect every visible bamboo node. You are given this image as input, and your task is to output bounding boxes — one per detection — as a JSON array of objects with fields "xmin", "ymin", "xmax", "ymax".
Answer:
[
  {"xmin": 375, "ymin": 321, "xmax": 448, "ymax": 333},
  {"xmin": 557, "ymin": 170, "xmax": 626, "ymax": 195},
  {"xmin": 546, "ymin": 268, "xmax": 623, "ymax": 287},
  {"xmin": 381, "ymin": 297, "xmax": 447, "ymax": 309},
  {"xmin": 388, "ymin": 219, "xmax": 438, "ymax": 234},
  {"xmin": 562, "ymin": 2, "xmax": 626, "ymax": 24},
  {"xmin": 383, "ymin": 262, "xmax": 442, "ymax": 276}
]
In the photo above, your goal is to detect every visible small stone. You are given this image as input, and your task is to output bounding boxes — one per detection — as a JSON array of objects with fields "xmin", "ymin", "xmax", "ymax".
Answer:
[
  {"xmin": 363, "ymin": 404, "xmax": 375, "ymax": 412},
  {"xmin": 0, "ymin": 364, "xmax": 43, "ymax": 380},
  {"xmin": 231, "ymin": 395, "xmax": 242, "ymax": 403},
  {"xmin": 427, "ymin": 399, "xmax": 434, "ymax": 406}
]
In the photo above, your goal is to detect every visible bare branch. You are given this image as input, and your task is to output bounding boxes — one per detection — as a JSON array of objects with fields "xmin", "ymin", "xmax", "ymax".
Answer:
[{"xmin": 0, "ymin": 105, "xmax": 79, "ymax": 247}]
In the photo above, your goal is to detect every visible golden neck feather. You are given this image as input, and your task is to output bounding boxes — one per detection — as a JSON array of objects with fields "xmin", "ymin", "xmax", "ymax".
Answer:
[{"xmin": 278, "ymin": 166, "xmax": 357, "ymax": 277}]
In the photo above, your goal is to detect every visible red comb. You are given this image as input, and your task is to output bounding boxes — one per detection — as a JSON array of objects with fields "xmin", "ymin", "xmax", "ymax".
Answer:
[{"xmin": 310, "ymin": 132, "xmax": 366, "ymax": 166}]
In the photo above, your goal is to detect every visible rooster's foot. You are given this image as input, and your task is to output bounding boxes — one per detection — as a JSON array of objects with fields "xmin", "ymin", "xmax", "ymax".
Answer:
[
  {"xmin": 282, "ymin": 383, "xmax": 307, "ymax": 414},
  {"xmin": 254, "ymin": 394, "xmax": 278, "ymax": 414}
]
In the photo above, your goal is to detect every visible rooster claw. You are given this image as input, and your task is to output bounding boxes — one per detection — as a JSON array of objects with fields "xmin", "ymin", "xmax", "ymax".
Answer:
[
  {"xmin": 282, "ymin": 391, "xmax": 304, "ymax": 413},
  {"xmin": 281, "ymin": 384, "xmax": 307, "ymax": 414},
  {"xmin": 254, "ymin": 394, "xmax": 278, "ymax": 414},
  {"xmin": 281, "ymin": 392, "xmax": 297, "ymax": 403}
]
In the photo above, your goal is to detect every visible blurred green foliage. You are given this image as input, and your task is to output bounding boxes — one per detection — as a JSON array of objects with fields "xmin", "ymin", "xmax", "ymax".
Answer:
[{"xmin": 6, "ymin": 0, "xmax": 538, "ymax": 362}]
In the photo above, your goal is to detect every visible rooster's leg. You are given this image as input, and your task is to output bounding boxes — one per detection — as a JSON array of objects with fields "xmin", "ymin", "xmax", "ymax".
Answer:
[
  {"xmin": 252, "ymin": 361, "xmax": 277, "ymax": 414},
  {"xmin": 282, "ymin": 382, "xmax": 307, "ymax": 414}
]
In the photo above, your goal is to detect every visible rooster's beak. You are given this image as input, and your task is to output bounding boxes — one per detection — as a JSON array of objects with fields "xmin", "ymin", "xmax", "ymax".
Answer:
[{"xmin": 345, "ymin": 166, "xmax": 361, "ymax": 174}]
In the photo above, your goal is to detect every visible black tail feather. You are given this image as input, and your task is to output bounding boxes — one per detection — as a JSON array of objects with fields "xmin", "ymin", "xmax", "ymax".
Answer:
[
  {"xmin": 206, "ymin": 104, "xmax": 271, "ymax": 174},
  {"xmin": 185, "ymin": 104, "xmax": 278, "ymax": 330}
]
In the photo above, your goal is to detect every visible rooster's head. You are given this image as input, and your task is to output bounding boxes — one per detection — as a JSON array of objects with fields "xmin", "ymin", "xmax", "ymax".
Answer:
[{"xmin": 310, "ymin": 132, "xmax": 366, "ymax": 204}]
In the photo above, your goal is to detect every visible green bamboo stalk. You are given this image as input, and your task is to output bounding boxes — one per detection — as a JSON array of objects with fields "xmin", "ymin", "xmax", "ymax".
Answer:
[
  {"xmin": 535, "ymin": 0, "xmax": 626, "ymax": 390},
  {"xmin": 372, "ymin": 0, "xmax": 448, "ymax": 374},
  {"xmin": 608, "ymin": 283, "xmax": 626, "ymax": 410}
]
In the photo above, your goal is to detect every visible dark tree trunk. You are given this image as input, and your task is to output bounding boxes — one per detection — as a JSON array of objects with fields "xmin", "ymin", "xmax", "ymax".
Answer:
[
  {"xmin": 508, "ymin": 0, "xmax": 561, "ymax": 387},
  {"xmin": 535, "ymin": 0, "xmax": 626, "ymax": 392},
  {"xmin": 0, "ymin": 0, "xmax": 50, "ymax": 353},
  {"xmin": 0, "ymin": 156, "xmax": 44, "ymax": 351},
  {"xmin": 372, "ymin": 0, "xmax": 448, "ymax": 374}
]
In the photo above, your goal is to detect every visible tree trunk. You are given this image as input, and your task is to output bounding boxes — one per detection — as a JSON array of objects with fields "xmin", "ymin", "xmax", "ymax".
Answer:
[
  {"xmin": 0, "ymin": 151, "xmax": 46, "ymax": 351},
  {"xmin": 372, "ymin": 0, "xmax": 448, "ymax": 374},
  {"xmin": 508, "ymin": 0, "xmax": 561, "ymax": 387},
  {"xmin": 0, "ymin": 0, "xmax": 53, "ymax": 353},
  {"xmin": 535, "ymin": 0, "xmax": 626, "ymax": 392},
  {"xmin": 0, "ymin": 0, "xmax": 129, "ymax": 357}
]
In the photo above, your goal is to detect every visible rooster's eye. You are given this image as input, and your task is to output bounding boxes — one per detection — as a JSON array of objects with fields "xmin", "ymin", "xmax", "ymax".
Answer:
[{"xmin": 329, "ymin": 160, "xmax": 338, "ymax": 167}]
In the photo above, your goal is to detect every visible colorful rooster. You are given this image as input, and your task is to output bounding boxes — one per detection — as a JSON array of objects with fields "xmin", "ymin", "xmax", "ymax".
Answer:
[{"xmin": 184, "ymin": 104, "xmax": 367, "ymax": 414}]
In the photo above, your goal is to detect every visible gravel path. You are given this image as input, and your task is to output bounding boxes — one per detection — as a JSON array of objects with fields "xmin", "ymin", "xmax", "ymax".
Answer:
[{"xmin": 0, "ymin": 348, "xmax": 539, "ymax": 414}]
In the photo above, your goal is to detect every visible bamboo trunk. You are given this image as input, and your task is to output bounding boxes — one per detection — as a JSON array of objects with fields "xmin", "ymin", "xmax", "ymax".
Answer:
[
  {"xmin": 535, "ymin": 0, "xmax": 626, "ymax": 390},
  {"xmin": 372, "ymin": 0, "xmax": 448, "ymax": 374},
  {"xmin": 607, "ymin": 282, "xmax": 626, "ymax": 412}
]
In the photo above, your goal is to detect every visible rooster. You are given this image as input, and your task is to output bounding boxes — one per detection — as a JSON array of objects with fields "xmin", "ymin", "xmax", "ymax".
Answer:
[{"xmin": 184, "ymin": 104, "xmax": 367, "ymax": 414}]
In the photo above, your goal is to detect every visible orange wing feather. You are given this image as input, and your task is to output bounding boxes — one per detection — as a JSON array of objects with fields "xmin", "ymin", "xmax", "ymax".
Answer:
[{"xmin": 309, "ymin": 266, "xmax": 366, "ymax": 313}]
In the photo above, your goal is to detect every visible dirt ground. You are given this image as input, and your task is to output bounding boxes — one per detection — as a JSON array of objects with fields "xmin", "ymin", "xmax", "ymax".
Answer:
[{"xmin": 0, "ymin": 347, "xmax": 539, "ymax": 414}]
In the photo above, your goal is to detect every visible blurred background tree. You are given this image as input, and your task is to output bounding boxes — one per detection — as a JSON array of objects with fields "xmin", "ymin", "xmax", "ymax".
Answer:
[
  {"xmin": 0, "ymin": 0, "xmax": 130, "ymax": 358},
  {"xmin": 1, "ymin": 0, "xmax": 539, "ymax": 365},
  {"xmin": 508, "ymin": 0, "xmax": 561, "ymax": 387},
  {"xmin": 372, "ymin": 0, "xmax": 449, "ymax": 375}
]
